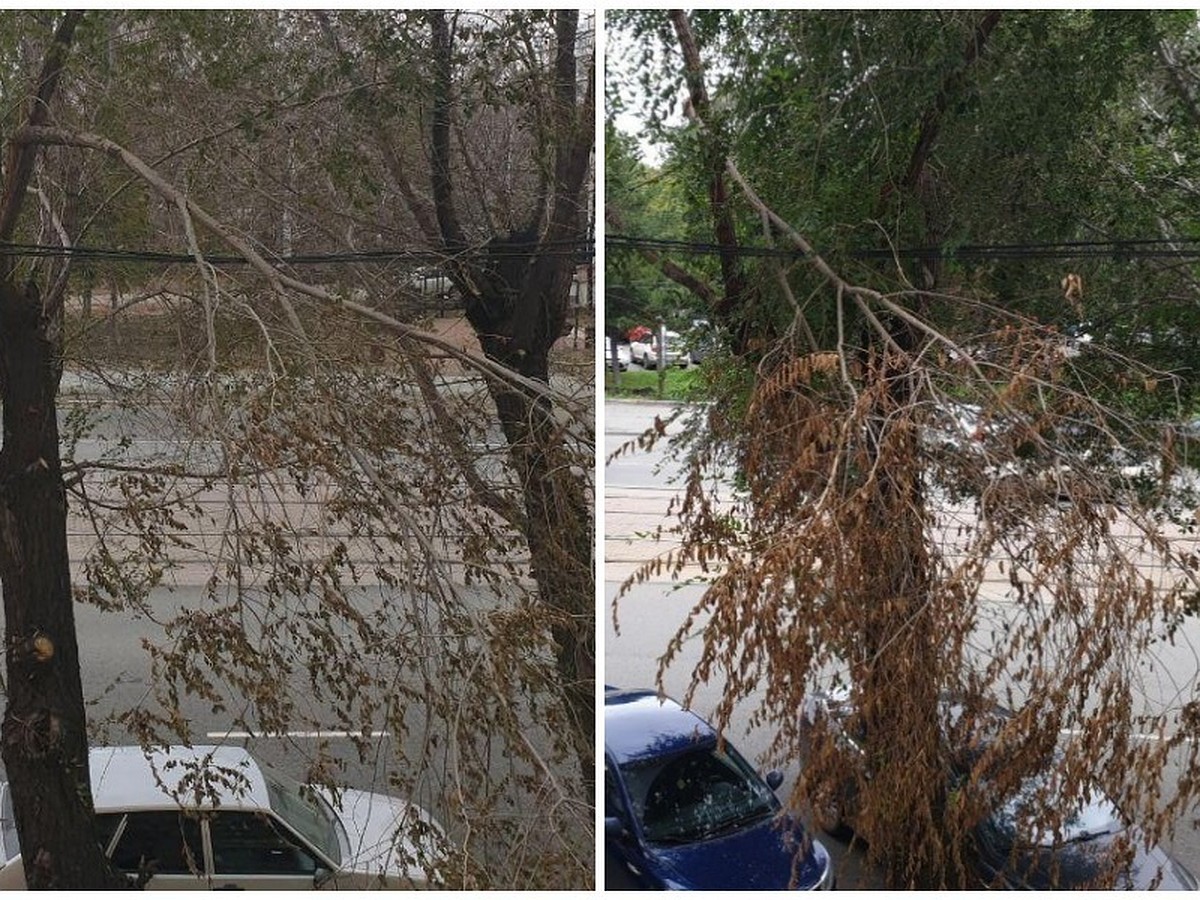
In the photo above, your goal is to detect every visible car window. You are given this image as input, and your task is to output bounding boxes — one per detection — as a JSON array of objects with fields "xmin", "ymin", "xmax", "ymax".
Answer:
[
  {"xmin": 209, "ymin": 811, "xmax": 320, "ymax": 875},
  {"xmin": 258, "ymin": 765, "xmax": 342, "ymax": 865},
  {"xmin": 109, "ymin": 811, "xmax": 204, "ymax": 876}
]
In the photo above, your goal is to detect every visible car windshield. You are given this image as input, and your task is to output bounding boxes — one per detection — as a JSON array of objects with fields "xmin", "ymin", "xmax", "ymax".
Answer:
[
  {"xmin": 619, "ymin": 743, "xmax": 778, "ymax": 845},
  {"xmin": 992, "ymin": 771, "xmax": 1122, "ymax": 847},
  {"xmin": 260, "ymin": 764, "xmax": 344, "ymax": 866}
]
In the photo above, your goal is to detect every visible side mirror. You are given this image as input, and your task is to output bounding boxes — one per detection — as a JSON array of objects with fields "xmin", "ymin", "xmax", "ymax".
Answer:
[
  {"xmin": 764, "ymin": 770, "xmax": 784, "ymax": 791},
  {"xmin": 313, "ymin": 867, "xmax": 336, "ymax": 888},
  {"xmin": 604, "ymin": 816, "xmax": 629, "ymax": 841}
]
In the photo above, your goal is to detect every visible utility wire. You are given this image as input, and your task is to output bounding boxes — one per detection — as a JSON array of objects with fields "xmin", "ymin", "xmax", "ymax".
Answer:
[
  {"xmin": 0, "ymin": 239, "xmax": 594, "ymax": 266},
  {"xmin": 607, "ymin": 233, "xmax": 1200, "ymax": 262}
]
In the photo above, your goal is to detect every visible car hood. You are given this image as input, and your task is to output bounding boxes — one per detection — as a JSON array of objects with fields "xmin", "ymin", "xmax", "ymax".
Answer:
[
  {"xmin": 321, "ymin": 787, "xmax": 449, "ymax": 888},
  {"xmin": 983, "ymin": 828, "xmax": 1196, "ymax": 890},
  {"xmin": 650, "ymin": 815, "xmax": 831, "ymax": 890}
]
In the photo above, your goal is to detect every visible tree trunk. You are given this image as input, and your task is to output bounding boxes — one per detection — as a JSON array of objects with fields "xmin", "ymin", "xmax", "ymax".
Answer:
[
  {"xmin": 0, "ymin": 281, "xmax": 123, "ymax": 889},
  {"xmin": 423, "ymin": 7, "xmax": 594, "ymax": 790},
  {"xmin": 857, "ymin": 340, "xmax": 955, "ymax": 887},
  {"xmin": 472, "ymin": 272, "xmax": 594, "ymax": 788}
]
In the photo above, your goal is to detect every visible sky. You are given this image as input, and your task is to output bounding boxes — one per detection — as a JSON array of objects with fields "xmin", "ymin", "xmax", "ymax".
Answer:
[{"xmin": 604, "ymin": 14, "xmax": 679, "ymax": 167}]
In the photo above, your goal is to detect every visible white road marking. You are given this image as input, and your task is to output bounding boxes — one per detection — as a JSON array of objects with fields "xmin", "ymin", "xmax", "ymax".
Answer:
[
  {"xmin": 206, "ymin": 730, "xmax": 391, "ymax": 739},
  {"xmin": 1060, "ymin": 728, "xmax": 1192, "ymax": 744}
]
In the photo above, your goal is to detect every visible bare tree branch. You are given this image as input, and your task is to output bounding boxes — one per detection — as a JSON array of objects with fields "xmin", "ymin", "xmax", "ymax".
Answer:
[
  {"xmin": 13, "ymin": 125, "xmax": 583, "ymax": 413},
  {"xmin": 0, "ymin": 11, "xmax": 82, "ymax": 253}
]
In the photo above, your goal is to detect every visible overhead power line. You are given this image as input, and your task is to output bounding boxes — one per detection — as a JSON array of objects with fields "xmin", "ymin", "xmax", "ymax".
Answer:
[
  {"xmin": 607, "ymin": 233, "xmax": 1200, "ymax": 262},
  {"xmin": 0, "ymin": 239, "xmax": 594, "ymax": 266}
]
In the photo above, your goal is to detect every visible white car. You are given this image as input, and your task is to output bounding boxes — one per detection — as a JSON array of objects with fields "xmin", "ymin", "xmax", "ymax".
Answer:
[
  {"xmin": 605, "ymin": 342, "xmax": 632, "ymax": 371},
  {"xmin": 0, "ymin": 745, "xmax": 450, "ymax": 890},
  {"xmin": 408, "ymin": 266, "xmax": 453, "ymax": 300},
  {"xmin": 630, "ymin": 330, "xmax": 684, "ymax": 369}
]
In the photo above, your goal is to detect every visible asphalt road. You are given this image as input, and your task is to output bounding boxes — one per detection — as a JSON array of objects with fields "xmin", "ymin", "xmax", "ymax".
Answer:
[
  {"xmin": 604, "ymin": 398, "xmax": 1200, "ymax": 888},
  {"xmin": 0, "ymin": 583, "xmax": 542, "ymax": 817}
]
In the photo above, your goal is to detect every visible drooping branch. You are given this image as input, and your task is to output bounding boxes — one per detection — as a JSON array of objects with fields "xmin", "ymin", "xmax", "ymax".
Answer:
[
  {"xmin": 404, "ymin": 346, "xmax": 528, "ymax": 530},
  {"xmin": 12, "ymin": 125, "xmax": 585, "ymax": 415}
]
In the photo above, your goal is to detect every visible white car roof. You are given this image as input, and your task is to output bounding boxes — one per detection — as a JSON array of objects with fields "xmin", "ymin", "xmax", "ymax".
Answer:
[{"xmin": 89, "ymin": 745, "xmax": 271, "ymax": 813}]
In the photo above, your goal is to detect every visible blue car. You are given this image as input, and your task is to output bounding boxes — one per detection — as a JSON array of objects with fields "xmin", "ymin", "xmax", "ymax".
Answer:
[{"xmin": 604, "ymin": 686, "xmax": 834, "ymax": 890}]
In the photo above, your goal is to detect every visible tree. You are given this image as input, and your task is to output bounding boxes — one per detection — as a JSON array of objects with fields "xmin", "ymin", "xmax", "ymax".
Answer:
[
  {"xmin": 0, "ymin": 10, "xmax": 592, "ymax": 888},
  {"xmin": 0, "ymin": 12, "xmax": 129, "ymax": 888},
  {"xmin": 299, "ymin": 6, "xmax": 596, "ymax": 785},
  {"xmin": 605, "ymin": 121, "xmax": 705, "ymax": 337},
  {"xmin": 421, "ymin": 11, "xmax": 595, "ymax": 784},
  {"xmin": 614, "ymin": 9, "xmax": 1200, "ymax": 889}
]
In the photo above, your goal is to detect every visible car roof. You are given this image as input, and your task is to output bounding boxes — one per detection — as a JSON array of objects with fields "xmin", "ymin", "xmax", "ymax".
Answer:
[
  {"xmin": 89, "ymin": 745, "xmax": 270, "ymax": 813},
  {"xmin": 604, "ymin": 687, "xmax": 717, "ymax": 766}
]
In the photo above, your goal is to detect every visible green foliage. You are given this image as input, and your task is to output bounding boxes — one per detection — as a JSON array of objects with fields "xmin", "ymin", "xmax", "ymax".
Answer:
[
  {"xmin": 617, "ymin": 9, "xmax": 1200, "ymax": 422},
  {"xmin": 605, "ymin": 120, "xmax": 705, "ymax": 332}
]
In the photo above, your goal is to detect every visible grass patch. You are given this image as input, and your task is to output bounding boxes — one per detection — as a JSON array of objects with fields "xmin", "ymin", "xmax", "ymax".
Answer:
[{"xmin": 605, "ymin": 366, "xmax": 701, "ymax": 400}]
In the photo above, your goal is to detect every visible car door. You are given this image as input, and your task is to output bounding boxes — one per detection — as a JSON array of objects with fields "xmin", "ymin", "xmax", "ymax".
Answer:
[
  {"xmin": 604, "ymin": 758, "xmax": 650, "ymax": 889},
  {"xmin": 103, "ymin": 811, "xmax": 209, "ymax": 889},
  {"xmin": 205, "ymin": 810, "xmax": 323, "ymax": 890}
]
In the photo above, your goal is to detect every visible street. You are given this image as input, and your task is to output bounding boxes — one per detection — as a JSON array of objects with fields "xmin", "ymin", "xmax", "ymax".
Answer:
[
  {"xmin": 604, "ymin": 398, "xmax": 1200, "ymax": 888},
  {"xmin": 1, "ymin": 579, "xmax": 567, "ymax": 854}
]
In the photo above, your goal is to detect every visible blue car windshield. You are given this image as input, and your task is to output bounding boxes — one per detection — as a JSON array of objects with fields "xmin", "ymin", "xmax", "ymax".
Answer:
[{"xmin": 619, "ymin": 744, "xmax": 778, "ymax": 845}]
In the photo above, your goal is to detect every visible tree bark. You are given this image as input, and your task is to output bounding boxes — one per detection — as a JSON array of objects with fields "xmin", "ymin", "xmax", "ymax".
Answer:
[
  {"xmin": 0, "ymin": 11, "xmax": 125, "ymax": 888},
  {"xmin": 0, "ymin": 282, "xmax": 125, "ymax": 888}
]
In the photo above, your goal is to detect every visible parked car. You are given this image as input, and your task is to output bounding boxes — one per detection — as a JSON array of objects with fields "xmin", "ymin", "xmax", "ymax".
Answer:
[
  {"xmin": 0, "ymin": 745, "xmax": 450, "ymax": 889},
  {"xmin": 800, "ymin": 690, "xmax": 1197, "ymax": 890},
  {"xmin": 629, "ymin": 329, "xmax": 686, "ymax": 369},
  {"xmin": 605, "ymin": 686, "xmax": 834, "ymax": 890},
  {"xmin": 408, "ymin": 265, "xmax": 452, "ymax": 300},
  {"xmin": 606, "ymin": 341, "xmax": 632, "ymax": 372}
]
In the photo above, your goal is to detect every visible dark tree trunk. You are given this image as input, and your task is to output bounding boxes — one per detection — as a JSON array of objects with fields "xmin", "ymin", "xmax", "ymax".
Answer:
[
  {"xmin": 0, "ymin": 282, "xmax": 124, "ymax": 888},
  {"xmin": 425, "ymin": 8, "xmax": 595, "ymax": 789},
  {"xmin": 471, "ymin": 268, "xmax": 594, "ymax": 788}
]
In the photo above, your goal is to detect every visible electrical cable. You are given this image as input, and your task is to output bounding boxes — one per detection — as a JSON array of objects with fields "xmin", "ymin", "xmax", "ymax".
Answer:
[
  {"xmin": 0, "ymin": 238, "xmax": 594, "ymax": 266},
  {"xmin": 606, "ymin": 233, "xmax": 1200, "ymax": 262}
]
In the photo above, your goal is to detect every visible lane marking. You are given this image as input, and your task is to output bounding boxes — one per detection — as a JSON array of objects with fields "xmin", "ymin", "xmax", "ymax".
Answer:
[
  {"xmin": 1060, "ymin": 728, "xmax": 1193, "ymax": 744},
  {"xmin": 206, "ymin": 730, "xmax": 391, "ymax": 739}
]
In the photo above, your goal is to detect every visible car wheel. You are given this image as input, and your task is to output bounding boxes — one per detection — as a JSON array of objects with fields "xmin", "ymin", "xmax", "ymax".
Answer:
[{"xmin": 813, "ymin": 789, "xmax": 853, "ymax": 841}]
